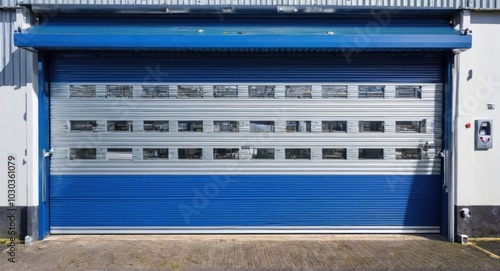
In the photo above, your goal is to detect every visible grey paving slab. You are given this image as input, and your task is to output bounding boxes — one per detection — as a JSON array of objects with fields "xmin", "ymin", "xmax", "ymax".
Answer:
[
  {"xmin": 475, "ymin": 241, "xmax": 500, "ymax": 256},
  {"xmin": 0, "ymin": 234, "xmax": 499, "ymax": 270}
]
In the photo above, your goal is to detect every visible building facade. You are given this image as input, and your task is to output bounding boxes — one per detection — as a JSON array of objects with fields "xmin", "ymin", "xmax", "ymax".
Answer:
[{"xmin": 0, "ymin": 0, "xmax": 498, "ymax": 241}]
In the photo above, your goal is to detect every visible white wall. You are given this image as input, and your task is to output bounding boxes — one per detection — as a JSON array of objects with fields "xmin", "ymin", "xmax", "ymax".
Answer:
[
  {"xmin": 27, "ymin": 79, "xmax": 39, "ymax": 208},
  {"xmin": 0, "ymin": 83, "xmax": 37, "ymax": 208},
  {"xmin": 0, "ymin": 86, "xmax": 28, "ymax": 206},
  {"xmin": 0, "ymin": 8, "xmax": 36, "ymax": 208},
  {"xmin": 456, "ymin": 11, "xmax": 500, "ymax": 206}
]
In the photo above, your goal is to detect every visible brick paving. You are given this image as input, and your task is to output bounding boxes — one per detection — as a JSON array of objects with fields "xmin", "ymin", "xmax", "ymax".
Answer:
[{"xmin": 1, "ymin": 234, "xmax": 499, "ymax": 270}]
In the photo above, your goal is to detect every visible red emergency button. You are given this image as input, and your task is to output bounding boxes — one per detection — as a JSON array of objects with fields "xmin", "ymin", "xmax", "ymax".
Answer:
[{"xmin": 465, "ymin": 123, "xmax": 471, "ymax": 129}]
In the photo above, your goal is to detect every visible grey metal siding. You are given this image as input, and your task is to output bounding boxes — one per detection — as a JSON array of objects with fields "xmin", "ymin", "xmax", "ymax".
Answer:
[
  {"xmin": 0, "ymin": 10, "xmax": 32, "ymax": 87},
  {"xmin": 0, "ymin": 0, "xmax": 17, "ymax": 8},
  {"xmin": 12, "ymin": 0, "xmax": 500, "ymax": 10}
]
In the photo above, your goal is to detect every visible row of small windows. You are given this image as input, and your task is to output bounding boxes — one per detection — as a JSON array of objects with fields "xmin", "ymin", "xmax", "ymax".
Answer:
[
  {"xmin": 71, "ymin": 120, "xmax": 427, "ymax": 133},
  {"xmin": 69, "ymin": 85, "xmax": 423, "ymax": 99},
  {"xmin": 70, "ymin": 148, "xmax": 421, "ymax": 160}
]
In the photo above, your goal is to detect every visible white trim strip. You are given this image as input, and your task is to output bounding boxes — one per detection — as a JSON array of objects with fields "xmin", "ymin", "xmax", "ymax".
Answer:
[{"xmin": 51, "ymin": 226, "xmax": 440, "ymax": 234}]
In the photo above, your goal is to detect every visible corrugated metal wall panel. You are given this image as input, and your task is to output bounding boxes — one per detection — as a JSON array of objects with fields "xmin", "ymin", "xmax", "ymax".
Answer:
[
  {"xmin": 0, "ymin": 0, "xmax": 17, "ymax": 8},
  {"xmin": 471, "ymin": 0, "xmax": 500, "ymax": 9},
  {"xmin": 17, "ymin": 0, "xmax": 460, "ymax": 7},
  {"xmin": 18, "ymin": 0, "xmax": 500, "ymax": 9},
  {"xmin": 0, "ymin": 10, "xmax": 32, "ymax": 87}
]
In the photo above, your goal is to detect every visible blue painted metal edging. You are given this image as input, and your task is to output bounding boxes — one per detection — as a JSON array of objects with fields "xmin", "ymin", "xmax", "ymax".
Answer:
[
  {"xmin": 49, "ymin": 175, "xmax": 441, "ymax": 228},
  {"xmin": 441, "ymin": 53, "xmax": 455, "ymax": 238},
  {"xmin": 15, "ymin": 34, "xmax": 471, "ymax": 50},
  {"xmin": 38, "ymin": 52, "xmax": 50, "ymax": 240},
  {"xmin": 14, "ymin": 16, "xmax": 472, "ymax": 50}
]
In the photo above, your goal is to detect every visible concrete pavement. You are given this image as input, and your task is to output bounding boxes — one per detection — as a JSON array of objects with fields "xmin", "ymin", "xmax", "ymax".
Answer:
[{"xmin": 1, "ymin": 234, "xmax": 500, "ymax": 270}]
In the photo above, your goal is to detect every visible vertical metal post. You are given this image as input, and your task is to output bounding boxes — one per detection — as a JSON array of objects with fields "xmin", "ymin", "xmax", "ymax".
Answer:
[
  {"xmin": 42, "ymin": 148, "xmax": 52, "ymax": 203},
  {"xmin": 42, "ymin": 149, "xmax": 47, "ymax": 203}
]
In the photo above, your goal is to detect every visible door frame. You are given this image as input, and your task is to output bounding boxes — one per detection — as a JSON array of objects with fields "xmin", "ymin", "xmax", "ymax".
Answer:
[{"xmin": 38, "ymin": 51, "xmax": 50, "ymax": 240}]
